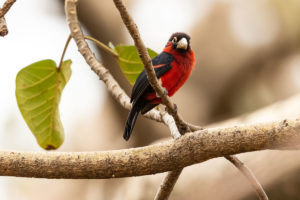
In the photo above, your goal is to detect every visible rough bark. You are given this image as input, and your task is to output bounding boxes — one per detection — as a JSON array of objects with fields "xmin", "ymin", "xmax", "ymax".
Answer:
[{"xmin": 0, "ymin": 118, "xmax": 299, "ymax": 178}]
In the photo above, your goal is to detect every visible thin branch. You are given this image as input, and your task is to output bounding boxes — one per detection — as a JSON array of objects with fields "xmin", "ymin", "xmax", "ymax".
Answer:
[
  {"xmin": 0, "ymin": 17, "xmax": 7, "ymax": 36},
  {"xmin": 154, "ymin": 169, "xmax": 183, "ymax": 200},
  {"xmin": 189, "ymin": 124, "xmax": 269, "ymax": 200},
  {"xmin": 225, "ymin": 155, "xmax": 269, "ymax": 200},
  {"xmin": 0, "ymin": 0, "xmax": 16, "ymax": 18},
  {"xmin": 111, "ymin": 1, "xmax": 192, "ymax": 199},
  {"xmin": 58, "ymin": 34, "xmax": 72, "ymax": 69},
  {"xmin": 0, "ymin": 0, "xmax": 16, "ymax": 37},
  {"xmin": 183, "ymin": 122, "xmax": 268, "ymax": 199},
  {"xmin": 84, "ymin": 35, "xmax": 119, "ymax": 58},
  {"xmin": 154, "ymin": 111, "xmax": 184, "ymax": 199},
  {"xmin": 65, "ymin": 0, "xmax": 164, "ymax": 123},
  {"xmin": 0, "ymin": 118, "xmax": 299, "ymax": 178},
  {"xmin": 112, "ymin": 0, "xmax": 191, "ymax": 134}
]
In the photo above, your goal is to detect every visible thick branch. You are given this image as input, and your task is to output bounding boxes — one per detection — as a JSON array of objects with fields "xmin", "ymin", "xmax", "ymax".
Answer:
[{"xmin": 0, "ymin": 118, "xmax": 299, "ymax": 178}]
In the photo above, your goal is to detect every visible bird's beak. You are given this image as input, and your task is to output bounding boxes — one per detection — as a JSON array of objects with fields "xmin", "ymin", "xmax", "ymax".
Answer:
[{"xmin": 176, "ymin": 38, "xmax": 188, "ymax": 50}]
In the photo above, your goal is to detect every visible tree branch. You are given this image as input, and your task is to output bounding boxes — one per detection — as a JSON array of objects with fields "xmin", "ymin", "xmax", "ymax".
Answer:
[
  {"xmin": 0, "ymin": 0, "xmax": 16, "ymax": 36},
  {"xmin": 112, "ymin": 0, "xmax": 191, "ymax": 134},
  {"xmin": 65, "ymin": 0, "xmax": 165, "ymax": 124},
  {"xmin": 111, "ymin": 1, "xmax": 194, "ymax": 198},
  {"xmin": 0, "ymin": 118, "xmax": 299, "ymax": 178},
  {"xmin": 154, "ymin": 169, "xmax": 183, "ymax": 200},
  {"xmin": 0, "ymin": 0, "xmax": 16, "ymax": 18},
  {"xmin": 225, "ymin": 155, "xmax": 268, "ymax": 200},
  {"xmin": 0, "ymin": 17, "xmax": 8, "ymax": 36}
]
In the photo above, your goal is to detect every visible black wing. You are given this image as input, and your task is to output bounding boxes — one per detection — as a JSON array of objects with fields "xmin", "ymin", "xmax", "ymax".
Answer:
[{"xmin": 130, "ymin": 52, "xmax": 173, "ymax": 103}]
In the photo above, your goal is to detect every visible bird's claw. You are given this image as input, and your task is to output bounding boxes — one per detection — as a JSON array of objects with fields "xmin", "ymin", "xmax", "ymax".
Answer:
[
  {"xmin": 163, "ymin": 87, "xmax": 168, "ymax": 97},
  {"xmin": 173, "ymin": 103, "xmax": 178, "ymax": 113},
  {"xmin": 156, "ymin": 87, "xmax": 168, "ymax": 98},
  {"xmin": 165, "ymin": 103, "xmax": 178, "ymax": 115}
]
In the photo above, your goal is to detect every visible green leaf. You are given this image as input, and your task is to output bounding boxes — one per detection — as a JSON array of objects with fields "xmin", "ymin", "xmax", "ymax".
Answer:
[
  {"xmin": 15, "ymin": 59, "xmax": 72, "ymax": 150},
  {"xmin": 114, "ymin": 45, "xmax": 158, "ymax": 85}
]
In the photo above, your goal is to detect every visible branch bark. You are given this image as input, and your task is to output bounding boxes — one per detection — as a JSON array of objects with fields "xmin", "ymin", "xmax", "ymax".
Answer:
[
  {"xmin": 65, "ymin": 0, "xmax": 166, "ymax": 124},
  {"xmin": 225, "ymin": 155, "xmax": 268, "ymax": 200},
  {"xmin": 0, "ymin": 17, "xmax": 7, "ymax": 36},
  {"xmin": 0, "ymin": 118, "xmax": 299, "ymax": 178},
  {"xmin": 154, "ymin": 169, "xmax": 183, "ymax": 200},
  {"xmin": 112, "ymin": 0, "xmax": 190, "ymax": 134},
  {"xmin": 0, "ymin": 0, "xmax": 16, "ymax": 36}
]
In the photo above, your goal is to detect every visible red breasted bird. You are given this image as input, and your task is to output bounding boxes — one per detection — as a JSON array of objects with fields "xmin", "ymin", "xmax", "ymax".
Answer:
[{"xmin": 123, "ymin": 32, "xmax": 195, "ymax": 140}]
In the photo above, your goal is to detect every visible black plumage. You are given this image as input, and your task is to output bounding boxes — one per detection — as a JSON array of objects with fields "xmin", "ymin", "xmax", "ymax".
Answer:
[{"xmin": 123, "ymin": 52, "xmax": 173, "ymax": 140}]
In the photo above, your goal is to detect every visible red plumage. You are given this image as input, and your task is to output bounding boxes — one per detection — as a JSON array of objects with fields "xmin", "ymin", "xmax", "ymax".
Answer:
[
  {"xmin": 145, "ymin": 40, "xmax": 195, "ymax": 103},
  {"xmin": 123, "ymin": 32, "xmax": 195, "ymax": 140}
]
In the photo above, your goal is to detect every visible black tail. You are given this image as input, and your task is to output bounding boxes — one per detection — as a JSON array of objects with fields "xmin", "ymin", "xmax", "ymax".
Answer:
[{"xmin": 123, "ymin": 103, "xmax": 143, "ymax": 141}]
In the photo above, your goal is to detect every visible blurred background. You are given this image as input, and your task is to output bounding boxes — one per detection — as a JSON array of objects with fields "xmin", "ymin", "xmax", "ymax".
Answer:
[{"xmin": 0, "ymin": 0, "xmax": 300, "ymax": 199}]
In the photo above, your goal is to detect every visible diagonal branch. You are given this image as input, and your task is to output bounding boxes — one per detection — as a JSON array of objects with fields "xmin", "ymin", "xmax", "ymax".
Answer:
[
  {"xmin": 0, "ymin": 0, "xmax": 16, "ymax": 18},
  {"xmin": 0, "ymin": 118, "xmax": 300, "ymax": 178},
  {"xmin": 65, "ymin": 0, "xmax": 166, "ymax": 124},
  {"xmin": 111, "ymin": 1, "xmax": 194, "ymax": 199},
  {"xmin": 154, "ymin": 169, "xmax": 183, "ymax": 200},
  {"xmin": 0, "ymin": 17, "xmax": 7, "ymax": 36},
  {"xmin": 0, "ymin": 0, "xmax": 16, "ymax": 36},
  {"xmin": 225, "ymin": 155, "xmax": 268, "ymax": 200},
  {"xmin": 112, "ymin": 0, "xmax": 191, "ymax": 134}
]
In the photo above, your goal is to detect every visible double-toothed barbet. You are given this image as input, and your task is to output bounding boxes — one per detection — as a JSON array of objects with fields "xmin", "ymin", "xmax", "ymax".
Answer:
[{"xmin": 123, "ymin": 32, "xmax": 195, "ymax": 140}]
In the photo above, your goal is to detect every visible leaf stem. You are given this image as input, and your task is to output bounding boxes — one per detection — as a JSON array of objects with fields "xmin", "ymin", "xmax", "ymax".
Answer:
[
  {"xmin": 58, "ymin": 34, "xmax": 72, "ymax": 70},
  {"xmin": 84, "ymin": 35, "xmax": 119, "ymax": 58}
]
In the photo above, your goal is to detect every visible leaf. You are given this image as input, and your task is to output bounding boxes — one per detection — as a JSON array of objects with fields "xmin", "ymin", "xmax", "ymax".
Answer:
[
  {"xmin": 114, "ymin": 45, "xmax": 158, "ymax": 85},
  {"xmin": 15, "ymin": 59, "xmax": 72, "ymax": 150}
]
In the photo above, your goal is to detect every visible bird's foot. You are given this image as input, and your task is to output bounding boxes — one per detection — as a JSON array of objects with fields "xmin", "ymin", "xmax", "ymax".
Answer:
[
  {"xmin": 155, "ymin": 87, "xmax": 168, "ymax": 98},
  {"xmin": 173, "ymin": 103, "xmax": 178, "ymax": 113},
  {"xmin": 163, "ymin": 87, "xmax": 168, "ymax": 97},
  {"xmin": 166, "ymin": 103, "xmax": 178, "ymax": 115}
]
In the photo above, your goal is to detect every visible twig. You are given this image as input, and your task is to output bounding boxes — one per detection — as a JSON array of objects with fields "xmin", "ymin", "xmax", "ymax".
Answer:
[
  {"xmin": 225, "ymin": 155, "xmax": 269, "ymax": 200},
  {"xmin": 0, "ymin": 0, "xmax": 16, "ymax": 37},
  {"xmin": 0, "ymin": 17, "xmax": 7, "ymax": 36},
  {"xmin": 58, "ymin": 34, "xmax": 72, "ymax": 69},
  {"xmin": 84, "ymin": 35, "xmax": 118, "ymax": 57},
  {"xmin": 0, "ymin": 118, "xmax": 300, "ymax": 178},
  {"xmin": 0, "ymin": 0, "xmax": 16, "ymax": 18}
]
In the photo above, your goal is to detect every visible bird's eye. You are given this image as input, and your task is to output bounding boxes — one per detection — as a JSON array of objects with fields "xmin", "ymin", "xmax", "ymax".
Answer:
[{"xmin": 172, "ymin": 37, "xmax": 177, "ymax": 43}]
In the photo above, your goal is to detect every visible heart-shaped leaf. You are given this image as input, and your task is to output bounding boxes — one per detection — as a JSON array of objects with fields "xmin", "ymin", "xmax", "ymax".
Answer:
[
  {"xmin": 15, "ymin": 59, "xmax": 72, "ymax": 150},
  {"xmin": 114, "ymin": 45, "xmax": 158, "ymax": 85}
]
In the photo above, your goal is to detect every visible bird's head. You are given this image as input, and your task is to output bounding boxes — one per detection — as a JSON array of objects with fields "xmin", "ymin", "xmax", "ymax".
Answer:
[{"xmin": 167, "ymin": 32, "xmax": 191, "ymax": 52}]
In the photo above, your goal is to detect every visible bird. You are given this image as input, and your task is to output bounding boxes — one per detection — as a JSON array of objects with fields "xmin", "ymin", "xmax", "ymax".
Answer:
[{"xmin": 123, "ymin": 32, "xmax": 195, "ymax": 141}]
